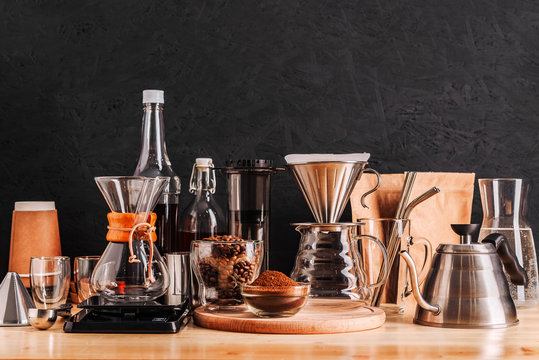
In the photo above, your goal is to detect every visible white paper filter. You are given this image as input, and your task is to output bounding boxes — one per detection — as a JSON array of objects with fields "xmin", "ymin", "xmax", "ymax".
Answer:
[{"xmin": 284, "ymin": 153, "xmax": 371, "ymax": 164}]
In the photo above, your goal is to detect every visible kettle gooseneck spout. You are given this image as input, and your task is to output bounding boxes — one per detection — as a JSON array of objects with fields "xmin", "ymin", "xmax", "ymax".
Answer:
[{"xmin": 400, "ymin": 250, "xmax": 441, "ymax": 315}]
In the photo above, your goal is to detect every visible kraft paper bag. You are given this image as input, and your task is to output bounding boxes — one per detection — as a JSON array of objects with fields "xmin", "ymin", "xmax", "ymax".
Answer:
[{"xmin": 350, "ymin": 172, "xmax": 475, "ymax": 309}]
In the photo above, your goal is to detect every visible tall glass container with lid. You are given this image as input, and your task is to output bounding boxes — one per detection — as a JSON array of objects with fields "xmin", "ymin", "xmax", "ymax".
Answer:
[
  {"xmin": 478, "ymin": 178, "xmax": 539, "ymax": 307},
  {"xmin": 134, "ymin": 89, "xmax": 181, "ymax": 254},
  {"xmin": 222, "ymin": 159, "xmax": 278, "ymax": 271}
]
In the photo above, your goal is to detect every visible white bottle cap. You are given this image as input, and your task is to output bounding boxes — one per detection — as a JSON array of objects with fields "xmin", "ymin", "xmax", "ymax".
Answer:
[
  {"xmin": 142, "ymin": 90, "xmax": 164, "ymax": 104},
  {"xmin": 195, "ymin": 158, "xmax": 213, "ymax": 167},
  {"xmin": 14, "ymin": 201, "xmax": 56, "ymax": 211}
]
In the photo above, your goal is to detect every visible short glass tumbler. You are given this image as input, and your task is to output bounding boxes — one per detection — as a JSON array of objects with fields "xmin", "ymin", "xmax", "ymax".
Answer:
[
  {"xmin": 191, "ymin": 239, "xmax": 263, "ymax": 310},
  {"xmin": 30, "ymin": 256, "xmax": 70, "ymax": 309},
  {"xmin": 74, "ymin": 256, "xmax": 100, "ymax": 302}
]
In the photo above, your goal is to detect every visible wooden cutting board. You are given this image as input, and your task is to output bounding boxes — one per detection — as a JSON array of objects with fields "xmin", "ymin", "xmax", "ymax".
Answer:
[{"xmin": 194, "ymin": 299, "xmax": 385, "ymax": 334}]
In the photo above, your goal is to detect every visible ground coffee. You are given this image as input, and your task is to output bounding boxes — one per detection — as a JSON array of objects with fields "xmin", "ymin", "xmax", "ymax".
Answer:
[{"xmin": 251, "ymin": 270, "xmax": 298, "ymax": 287}]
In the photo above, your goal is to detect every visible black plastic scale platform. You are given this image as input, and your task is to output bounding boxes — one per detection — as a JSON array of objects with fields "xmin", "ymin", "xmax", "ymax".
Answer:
[{"xmin": 63, "ymin": 296, "xmax": 190, "ymax": 333}]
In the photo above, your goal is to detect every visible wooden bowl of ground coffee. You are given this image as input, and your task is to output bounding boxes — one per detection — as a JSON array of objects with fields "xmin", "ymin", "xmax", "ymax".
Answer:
[{"xmin": 241, "ymin": 270, "xmax": 310, "ymax": 317}]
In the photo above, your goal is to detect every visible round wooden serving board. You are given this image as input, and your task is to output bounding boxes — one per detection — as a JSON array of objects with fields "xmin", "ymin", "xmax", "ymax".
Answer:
[{"xmin": 194, "ymin": 299, "xmax": 386, "ymax": 334}]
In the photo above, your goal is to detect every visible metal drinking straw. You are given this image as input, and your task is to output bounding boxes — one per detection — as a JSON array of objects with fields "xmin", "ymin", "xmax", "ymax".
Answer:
[
  {"xmin": 371, "ymin": 171, "xmax": 417, "ymax": 307},
  {"xmin": 371, "ymin": 183, "xmax": 440, "ymax": 306}
]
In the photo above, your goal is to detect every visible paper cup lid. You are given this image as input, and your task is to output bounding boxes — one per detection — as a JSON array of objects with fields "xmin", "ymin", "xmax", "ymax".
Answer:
[{"xmin": 14, "ymin": 201, "xmax": 56, "ymax": 211}]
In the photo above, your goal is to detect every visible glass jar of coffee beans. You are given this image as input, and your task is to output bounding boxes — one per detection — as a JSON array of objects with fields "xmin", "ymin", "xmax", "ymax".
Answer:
[{"xmin": 191, "ymin": 235, "xmax": 263, "ymax": 310}]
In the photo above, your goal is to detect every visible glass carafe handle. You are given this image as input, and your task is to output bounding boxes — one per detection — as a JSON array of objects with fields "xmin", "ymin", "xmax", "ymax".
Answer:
[
  {"xmin": 360, "ymin": 168, "xmax": 381, "ymax": 209},
  {"xmin": 356, "ymin": 234, "xmax": 389, "ymax": 289}
]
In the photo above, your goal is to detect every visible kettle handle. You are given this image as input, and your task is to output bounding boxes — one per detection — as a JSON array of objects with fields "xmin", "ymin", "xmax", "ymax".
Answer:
[
  {"xmin": 408, "ymin": 236, "xmax": 433, "ymax": 286},
  {"xmin": 356, "ymin": 234, "xmax": 389, "ymax": 289},
  {"xmin": 482, "ymin": 233, "xmax": 528, "ymax": 286}
]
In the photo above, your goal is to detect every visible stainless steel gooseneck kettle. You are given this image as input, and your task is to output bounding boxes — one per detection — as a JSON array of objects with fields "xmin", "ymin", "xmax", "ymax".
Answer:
[{"xmin": 400, "ymin": 224, "xmax": 527, "ymax": 328}]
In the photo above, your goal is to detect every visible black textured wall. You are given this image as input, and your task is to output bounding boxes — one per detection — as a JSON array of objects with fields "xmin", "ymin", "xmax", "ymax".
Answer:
[{"xmin": 1, "ymin": 0, "xmax": 539, "ymax": 276}]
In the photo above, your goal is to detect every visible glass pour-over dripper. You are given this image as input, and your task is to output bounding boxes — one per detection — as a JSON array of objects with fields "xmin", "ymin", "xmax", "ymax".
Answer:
[{"xmin": 91, "ymin": 176, "xmax": 170, "ymax": 302}]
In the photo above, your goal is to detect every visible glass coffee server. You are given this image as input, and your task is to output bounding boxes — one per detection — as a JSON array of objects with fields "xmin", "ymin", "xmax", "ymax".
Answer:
[
  {"xmin": 478, "ymin": 178, "xmax": 539, "ymax": 307},
  {"xmin": 285, "ymin": 154, "xmax": 388, "ymax": 305}
]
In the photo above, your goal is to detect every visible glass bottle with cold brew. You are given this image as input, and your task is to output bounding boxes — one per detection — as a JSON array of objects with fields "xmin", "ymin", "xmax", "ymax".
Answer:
[
  {"xmin": 134, "ymin": 89, "xmax": 181, "ymax": 254},
  {"xmin": 179, "ymin": 158, "xmax": 225, "ymax": 251}
]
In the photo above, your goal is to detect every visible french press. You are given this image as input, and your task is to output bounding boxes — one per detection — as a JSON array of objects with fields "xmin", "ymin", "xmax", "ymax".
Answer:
[{"xmin": 222, "ymin": 159, "xmax": 280, "ymax": 271}]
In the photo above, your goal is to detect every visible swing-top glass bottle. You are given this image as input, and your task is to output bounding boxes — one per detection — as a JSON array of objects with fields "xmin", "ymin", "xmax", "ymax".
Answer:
[{"xmin": 179, "ymin": 158, "xmax": 225, "ymax": 251}]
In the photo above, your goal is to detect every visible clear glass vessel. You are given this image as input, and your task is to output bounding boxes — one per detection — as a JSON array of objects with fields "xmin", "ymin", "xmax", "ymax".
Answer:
[
  {"xmin": 478, "ymin": 178, "xmax": 539, "ymax": 307},
  {"xmin": 241, "ymin": 283, "xmax": 310, "ymax": 317},
  {"xmin": 222, "ymin": 159, "xmax": 279, "ymax": 271},
  {"xmin": 179, "ymin": 158, "xmax": 225, "ymax": 252},
  {"xmin": 30, "ymin": 256, "xmax": 70, "ymax": 309},
  {"xmin": 290, "ymin": 223, "xmax": 388, "ymax": 304},
  {"xmin": 191, "ymin": 239, "xmax": 263, "ymax": 310},
  {"xmin": 134, "ymin": 90, "xmax": 181, "ymax": 255},
  {"xmin": 91, "ymin": 176, "xmax": 170, "ymax": 303},
  {"xmin": 74, "ymin": 256, "xmax": 100, "ymax": 302},
  {"xmin": 358, "ymin": 218, "xmax": 432, "ymax": 314}
]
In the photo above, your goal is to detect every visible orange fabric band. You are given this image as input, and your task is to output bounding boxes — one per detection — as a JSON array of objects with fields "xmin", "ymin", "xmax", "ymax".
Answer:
[{"xmin": 106, "ymin": 212, "xmax": 157, "ymax": 242}]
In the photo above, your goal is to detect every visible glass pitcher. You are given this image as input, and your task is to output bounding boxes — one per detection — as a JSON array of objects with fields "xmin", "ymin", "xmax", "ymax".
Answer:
[
  {"xmin": 91, "ymin": 176, "xmax": 170, "ymax": 303},
  {"xmin": 478, "ymin": 178, "xmax": 539, "ymax": 307},
  {"xmin": 290, "ymin": 223, "xmax": 388, "ymax": 304}
]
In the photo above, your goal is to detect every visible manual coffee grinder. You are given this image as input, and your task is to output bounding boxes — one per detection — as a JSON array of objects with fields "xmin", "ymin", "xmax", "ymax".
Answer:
[{"xmin": 286, "ymin": 154, "xmax": 389, "ymax": 304}]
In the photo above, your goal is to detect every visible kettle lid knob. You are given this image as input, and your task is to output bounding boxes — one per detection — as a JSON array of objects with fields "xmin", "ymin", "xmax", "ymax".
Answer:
[{"xmin": 451, "ymin": 224, "xmax": 481, "ymax": 244}]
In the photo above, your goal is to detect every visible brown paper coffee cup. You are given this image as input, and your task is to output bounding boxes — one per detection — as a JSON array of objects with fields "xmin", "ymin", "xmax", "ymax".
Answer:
[{"xmin": 8, "ymin": 202, "xmax": 62, "ymax": 287}]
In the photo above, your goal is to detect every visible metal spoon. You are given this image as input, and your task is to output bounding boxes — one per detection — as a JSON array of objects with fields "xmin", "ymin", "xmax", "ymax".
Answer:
[{"xmin": 28, "ymin": 308, "xmax": 57, "ymax": 330}]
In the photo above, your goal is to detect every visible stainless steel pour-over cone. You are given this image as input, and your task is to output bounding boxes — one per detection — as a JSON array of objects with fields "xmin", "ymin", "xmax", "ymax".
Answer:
[
  {"xmin": 0, "ymin": 272, "xmax": 36, "ymax": 326},
  {"xmin": 286, "ymin": 154, "xmax": 370, "ymax": 223}
]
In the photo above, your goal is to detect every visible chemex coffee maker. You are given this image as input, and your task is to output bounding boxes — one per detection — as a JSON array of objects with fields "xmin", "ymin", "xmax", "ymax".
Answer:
[
  {"xmin": 64, "ymin": 176, "xmax": 189, "ymax": 333},
  {"xmin": 285, "ymin": 154, "xmax": 389, "ymax": 304}
]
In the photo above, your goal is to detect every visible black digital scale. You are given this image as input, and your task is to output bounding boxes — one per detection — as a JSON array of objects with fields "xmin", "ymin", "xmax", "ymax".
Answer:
[{"xmin": 63, "ymin": 296, "xmax": 190, "ymax": 333}]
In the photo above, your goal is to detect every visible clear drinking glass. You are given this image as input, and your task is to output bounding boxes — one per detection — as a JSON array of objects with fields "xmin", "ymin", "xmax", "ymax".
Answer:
[
  {"xmin": 191, "ymin": 239, "xmax": 263, "ymax": 310},
  {"xmin": 358, "ymin": 219, "xmax": 432, "ymax": 314},
  {"xmin": 74, "ymin": 256, "xmax": 100, "ymax": 302},
  {"xmin": 478, "ymin": 178, "xmax": 539, "ymax": 307},
  {"xmin": 30, "ymin": 256, "xmax": 70, "ymax": 309}
]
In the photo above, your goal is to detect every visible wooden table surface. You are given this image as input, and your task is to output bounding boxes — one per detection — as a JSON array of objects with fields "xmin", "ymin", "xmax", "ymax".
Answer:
[{"xmin": 2, "ymin": 305, "xmax": 539, "ymax": 359}]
